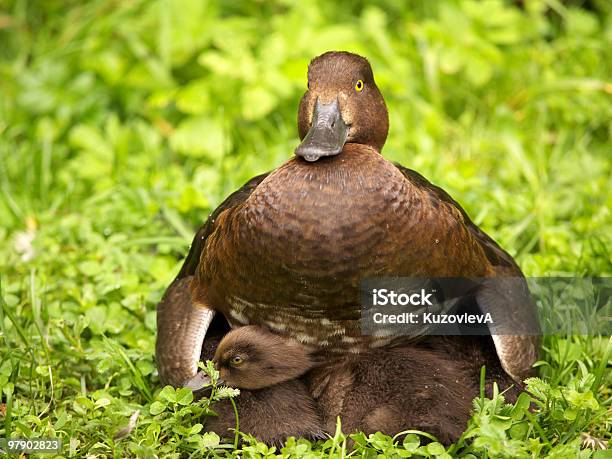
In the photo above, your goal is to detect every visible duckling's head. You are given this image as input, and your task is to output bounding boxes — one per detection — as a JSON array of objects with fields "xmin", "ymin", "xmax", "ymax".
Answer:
[
  {"xmin": 212, "ymin": 326, "xmax": 317, "ymax": 390},
  {"xmin": 296, "ymin": 51, "xmax": 389, "ymax": 162}
]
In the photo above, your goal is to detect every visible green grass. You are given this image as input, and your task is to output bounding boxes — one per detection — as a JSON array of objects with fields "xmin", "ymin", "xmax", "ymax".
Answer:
[{"xmin": 0, "ymin": 0, "xmax": 610, "ymax": 457}]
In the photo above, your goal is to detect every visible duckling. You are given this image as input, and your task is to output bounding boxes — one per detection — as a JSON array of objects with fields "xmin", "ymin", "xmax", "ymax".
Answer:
[
  {"xmin": 203, "ymin": 326, "xmax": 325, "ymax": 446},
  {"xmin": 206, "ymin": 327, "xmax": 517, "ymax": 445},
  {"xmin": 308, "ymin": 335, "xmax": 520, "ymax": 444},
  {"xmin": 157, "ymin": 51, "xmax": 539, "ymax": 392}
]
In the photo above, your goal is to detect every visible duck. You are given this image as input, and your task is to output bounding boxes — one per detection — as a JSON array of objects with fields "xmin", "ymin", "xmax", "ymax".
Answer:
[
  {"xmin": 201, "ymin": 326, "xmax": 325, "ymax": 446},
  {"xmin": 308, "ymin": 334, "xmax": 522, "ymax": 444},
  {"xmin": 156, "ymin": 50, "xmax": 539, "ymax": 391},
  {"xmin": 202, "ymin": 326, "xmax": 518, "ymax": 445}
]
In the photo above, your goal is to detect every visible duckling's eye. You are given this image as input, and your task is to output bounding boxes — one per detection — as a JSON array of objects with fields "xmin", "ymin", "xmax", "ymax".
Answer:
[
  {"xmin": 230, "ymin": 355, "xmax": 244, "ymax": 366},
  {"xmin": 355, "ymin": 79, "xmax": 364, "ymax": 92}
]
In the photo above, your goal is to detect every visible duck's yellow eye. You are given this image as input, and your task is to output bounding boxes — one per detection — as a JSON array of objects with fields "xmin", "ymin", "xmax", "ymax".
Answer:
[
  {"xmin": 355, "ymin": 80, "xmax": 364, "ymax": 92},
  {"xmin": 231, "ymin": 355, "xmax": 243, "ymax": 366}
]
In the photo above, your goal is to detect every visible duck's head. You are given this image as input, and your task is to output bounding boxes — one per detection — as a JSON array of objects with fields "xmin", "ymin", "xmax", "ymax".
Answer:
[
  {"xmin": 295, "ymin": 51, "xmax": 389, "ymax": 162},
  {"xmin": 212, "ymin": 326, "xmax": 317, "ymax": 390}
]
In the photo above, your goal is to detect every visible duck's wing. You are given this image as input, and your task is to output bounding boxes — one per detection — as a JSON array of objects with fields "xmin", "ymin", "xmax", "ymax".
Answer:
[
  {"xmin": 394, "ymin": 164, "xmax": 540, "ymax": 381},
  {"xmin": 176, "ymin": 173, "xmax": 271, "ymax": 279},
  {"xmin": 156, "ymin": 173, "xmax": 269, "ymax": 387},
  {"xmin": 394, "ymin": 165, "xmax": 520, "ymax": 272}
]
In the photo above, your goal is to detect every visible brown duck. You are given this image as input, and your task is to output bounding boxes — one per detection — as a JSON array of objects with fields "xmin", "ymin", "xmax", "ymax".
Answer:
[
  {"xmin": 156, "ymin": 51, "xmax": 539, "ymax": 389},
  {"xmin": 202, "ymin": 326, "xmax": 324, "ymax": 445}
]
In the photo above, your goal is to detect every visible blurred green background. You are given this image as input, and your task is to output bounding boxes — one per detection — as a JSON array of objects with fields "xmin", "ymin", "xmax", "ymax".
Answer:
[{"xmin": 0, "ymin": 0, "xmax": 610, "ymax": 457}]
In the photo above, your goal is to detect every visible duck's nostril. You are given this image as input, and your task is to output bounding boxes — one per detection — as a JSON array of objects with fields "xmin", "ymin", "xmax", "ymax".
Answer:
[{"xmin": 331, "ymin": 120, "xmax": 336, "ymax": 129}]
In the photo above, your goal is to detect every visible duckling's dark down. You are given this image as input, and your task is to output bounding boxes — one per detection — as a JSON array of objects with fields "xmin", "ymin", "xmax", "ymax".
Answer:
[
  {"xmin": 204, "ymin": 326, "xmax": 519, "ymax": 445},
  {"xmin": 156, "ymin": 50, "xmax": 539, "ymax": 389},
  {"xmin": 202, "ymin": 326, "xmax": 325, "ymax": 446},
  {"xmin": 308, "ymin": 334, "xmax": 521, "ymax": 444}
]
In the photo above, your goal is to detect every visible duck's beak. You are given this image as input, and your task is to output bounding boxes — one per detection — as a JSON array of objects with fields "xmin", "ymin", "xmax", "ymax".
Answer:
[{"xmin": 295, "ymin": 98, "xmax": 349, "ymax": 162}]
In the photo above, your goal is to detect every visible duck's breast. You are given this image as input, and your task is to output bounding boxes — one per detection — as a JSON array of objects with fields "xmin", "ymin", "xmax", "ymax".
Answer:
[
  {"xmin": 197, "ymin": 145, "xmax": 486, "ymax": 343},
  {"xmin": 241, "ymin": 146, "xmax": 413, "ymax": 278}
]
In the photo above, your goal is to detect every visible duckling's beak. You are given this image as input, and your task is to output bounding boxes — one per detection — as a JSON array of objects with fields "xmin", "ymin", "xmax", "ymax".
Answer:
[
  {"xmin": 183, "ymin": 372, "xmax": 211, "ymax": 390},
  {"xmin": 295, "ymin": 98, "xmax": 349, "ymax": 162},
  {"xmin": 183, "ymin": 372, "xmax": 225, "ymax": 391}
]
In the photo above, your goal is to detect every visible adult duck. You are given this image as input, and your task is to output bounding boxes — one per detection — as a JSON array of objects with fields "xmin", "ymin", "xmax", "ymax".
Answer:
[{"xmin": 156, "ymin": 51, "xmax": 539, "ymax": 389}]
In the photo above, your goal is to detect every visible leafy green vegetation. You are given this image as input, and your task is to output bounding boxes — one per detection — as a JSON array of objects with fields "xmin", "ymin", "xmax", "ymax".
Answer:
[{"xmin": 0, "ymin": 0, "xmax": 610, "ymax": 457}]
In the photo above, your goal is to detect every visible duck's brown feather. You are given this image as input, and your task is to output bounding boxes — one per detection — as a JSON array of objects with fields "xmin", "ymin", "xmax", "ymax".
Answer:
[
  {"xmin": 177, "ymin": 173, "xmax": 269, "ymax": 279},
  {"xmin": 158, "ymin": 147, "xmax": 538, "ymax": 385},
  {"xmin": 156, "ymin": 174, "xmax": 267, "ymax": 386},
  {"xmin": 394, "ymin": 165, "xmax": 519, "ymax": 271},
  {"xmin": 192, "ymin": 146, "xmax": 491, "ymax": 347}
]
